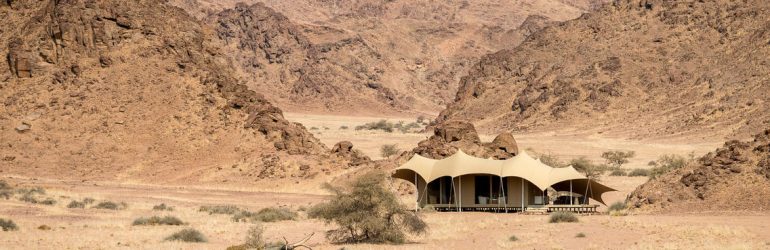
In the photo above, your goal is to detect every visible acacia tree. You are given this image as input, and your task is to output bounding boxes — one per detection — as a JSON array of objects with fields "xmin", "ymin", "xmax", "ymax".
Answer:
[
  {"xmin": 570, "ymin": 157, "xmax": 607, "ymax": 180},
  {"xmin": 308, "ymin": 171, "xmax": 427, "ymax": 244},
  {"xmin": 601, "ymin": 150, "xmax": 636, "ymax": 170}
]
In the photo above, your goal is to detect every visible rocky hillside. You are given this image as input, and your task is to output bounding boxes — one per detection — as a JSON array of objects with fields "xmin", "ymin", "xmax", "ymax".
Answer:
[
  {"xmin": 0, "ymin": 0, "xmax": 363, "ymax": 185},
  {"xmin": 628, "ymin": 129, "xmax": 770, "ymax": 212},
  {"xmin": 169, "ymin": 0, "xmax": 609, "ymax": 115},
  {"xmin": 435, "ymin": 0, "xmax": 770, "ymax": 140}
]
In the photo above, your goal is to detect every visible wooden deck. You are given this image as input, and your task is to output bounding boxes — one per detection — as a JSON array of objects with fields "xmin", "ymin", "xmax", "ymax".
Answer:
[{"xmin": 426, "ymin": 204, "xmax": 599, "ymax": 213}]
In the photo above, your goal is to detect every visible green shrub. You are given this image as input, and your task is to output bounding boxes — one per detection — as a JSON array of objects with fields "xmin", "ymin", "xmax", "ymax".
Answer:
[
  {"xmin": 94, "ymin": 201, "xmax": 127, "ymax": 210},
  {"xmin": 601, "ymin": 150, "xmax": 635, "ymax": 169},
  {"xmin": 153, "ymin": 203, "xmax": 174, "ymax": 211},
  {"xmin": 232, "ymin": 207, "xmax": 297, "ymax": 223},
  {"xmin": 548, "ymin": 211, "xmax": 579, "ymax": 223},
  {"xmin": 132, "ymin": 216, "xmax": 185, "ymax": 226},
  {"xmin": 576, "ymin": 232, "xmax": 586, "ymax": 238},
  {"xmin": 355, "ymin": 120, "xmax": 395, "ymax": 133},
  {"xmin": 628, "ymin": 168, "xmax": 651, "ymax": 177},
  {"xmin": 608, "ymin": 201, "xmax": 626, "ymax": 212},
  {"xmin": 569, "ymin": 157, "xmax": 607, "ymax": 179},
  {"xmin": 0, "ymin": 218, "xmax": 18, "ymax": 231},
  {"xmin": 609, "ymin": 169, "xmax": 627, "ymax": 176},
  {"xmin": 199, "ymin": 205, "xmax": 240, "ymax": 215},
  {"xmin": 309, "ymin": 171, "xmax": 427, "ymax": 244},
  {"xmin": 165, "ymin": 228, "xmax": 207, "ymax": 243},
  {"xmin": 380, "ymin": 144, "xmax": 399, "ymax": 158},
  {"xmin": 508, "ymin": 235, "xmax": 519, "ymax": 241}
]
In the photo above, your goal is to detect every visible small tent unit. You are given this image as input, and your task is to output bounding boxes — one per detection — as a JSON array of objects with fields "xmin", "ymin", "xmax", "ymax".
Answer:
[{"xmin": 392, "ymin": 150, "xmax": 615, "ymax": 213}]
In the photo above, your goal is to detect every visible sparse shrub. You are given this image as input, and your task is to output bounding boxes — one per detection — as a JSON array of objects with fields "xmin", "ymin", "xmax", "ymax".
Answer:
[
  {"xmin": 339, "ymin": 125, "xmax": 349, "ymax": 130},
  {"xmin": 0, "ymin": 218, "xmax": 18, "ymax": 231},
  {"xmin": 608, "ymin": 201, "xmax": 626, "ymax": 212},
  {"xmin": 628, "ymin": 168, "xmax": 651, "ymax": 177},
  {"xmin": 416, "ymin": 115, "xmax": 426, "ymax": 124},
  {"xmin": 153, "ymin": 203, "xmax": 174, "ymax": 211},
  {"xmin": 355, "ymin": 120, "xmax": 394, "ymax": 133},
  {"xmin": 82, "ymin": 197, "xmax": 95, "ymax": 204},
  {"xmin": 647, "ymin": 160, "xmax": 658, "ymax": 166},
  {"xmin": 310, "ymin": 127, "xmax": 319, "ymax": 130},
  {"xmin": 94, "ymin": 201, "xmax": 127, "ymax": 210},
  {"xmin": 569, "ymin": 157, "xmax": 607, "ymax": 180},
  {"xmin": 19, "ymin": 194, "xmax": 38, "ymax": 204},
  {"xmin": 0, "ymin": 180, "xmax": 10, "ymax": 190},
  {"xmin": 199, "ymin": 205, "xmax": 240, "ymax": 215},
  {"xmin": 609, "ymin": 169, "xmax": 627, "ymax": 176},
  {"xmin": 650, "ymin": 154, "xmax": 689, "ymax": 179},
  {"xmin": 165, "ymin": 228, "xmax": 207, "ymax": 243},
  {"xmin": 394, "ymin": 122, "xmax": 421, "ymax": 133},
  {"xmin": 548, "ymin": 211, "xmax": 579, "ymax": 223},
  {"xmin": 16, "ymin": 187, "xmax": 45, "ymax": 196},
  {"xmin": 232, "ymin": 207, "xmax": 297, "ymax": 223},
  {"xmin": 37, "ymin": 225, "xmax": 51, "ymax": 231},
  {"xmin": 39, "ymin": 198, "xmax": 57, "ymax": 206},
  {"xmin": 576, "ymin": 232, "xmax": 586, "ymax": 238},
  {"xmin": 309, "ymin": 171, "xmax": 427, "ymax": 244},
  {"xmin": 67, "ymin": 200, "xmax": 86, "ymax": 208},
  {"xmin": 601, "ymin": 150, "xmax": 635, "ymax": 169},
  {"xmin": 243, "ymin": 224, "xmax": 266, "ymax": 249},
  {"xmin": 380, "ymin": 144, "xmax": 399, "ymax": 158},
  {"xmin": 538, "ymin": 153, "xmax": 566, "ymax": 168},
  {"xmin": 508, "ymin": 235, "xmax": 519, "ymax": 241},
  {"xmin": 0, "ymin": 190, "xmax": 10, "ymax": 200},
  {"xmin": 132, "ymin": 216, "xmax": 185, "ymax": 226}
]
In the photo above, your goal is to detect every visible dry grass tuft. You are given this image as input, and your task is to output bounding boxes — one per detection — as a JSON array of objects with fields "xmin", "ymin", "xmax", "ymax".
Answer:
[
  {"xmin": 232, "ymin": 207, "xmax": 297, "ymax": 223},
  {"xmin": 549, "ymin": 211, "xmax": 579, "ymax": 223},
  {"xmin": 132, "ymin": 216, "xmax": 185, "ymax": 226},
  {"xmin": 199, "ymin": 205, "xmax": 240, "ymax": 215},
  {"xmin": 165, "ymin": 228, "xmax": 207, "ymax": 243},
  {"xmin": 94, "ymin": 201, "xmax": 128, "ymax": 210},
  {"xmin": 0, "ymin": 218, "xmax": 18, "ymax": 231}
]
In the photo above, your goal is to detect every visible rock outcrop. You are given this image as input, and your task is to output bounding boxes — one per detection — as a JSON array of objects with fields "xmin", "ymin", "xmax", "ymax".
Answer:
[
  {"xmin": 435, "ymin": 0, "xmax": 770, "ymax": 140},
  {"xmin": 411, "ymin": 121, "xmax": 518, "ymax": 160},
  {"xmin": 628, "ymin": 129, "xmax": 770, "ymax": 212}
]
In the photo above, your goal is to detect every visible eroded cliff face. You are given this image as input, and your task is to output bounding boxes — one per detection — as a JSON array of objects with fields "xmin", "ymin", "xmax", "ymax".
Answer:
[
  {"xmin": 628, "ymin": 129, "xmax": 770, "ymax": 212},
  {"xmin": 435, "ymin": 0, "xmax": 770, "ymax": 140},
  {"xmin": 0, "ymin": 0, "xmax": 363, "ymax": 184}
]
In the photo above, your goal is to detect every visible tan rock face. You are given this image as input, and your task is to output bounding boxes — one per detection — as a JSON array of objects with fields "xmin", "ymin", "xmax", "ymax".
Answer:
[
  {"xmin": 435, "ymin": 0, "xmax": 770, "ymax": 140},
  {"xmin": 628, "ymin": 129, "xmax": 770, "ymax": 212}
]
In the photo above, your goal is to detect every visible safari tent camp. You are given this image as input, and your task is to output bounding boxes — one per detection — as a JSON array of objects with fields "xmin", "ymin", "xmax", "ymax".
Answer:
[{"xmin": 392, "ymin": 150, "xmax": 615, "ymax": 213}]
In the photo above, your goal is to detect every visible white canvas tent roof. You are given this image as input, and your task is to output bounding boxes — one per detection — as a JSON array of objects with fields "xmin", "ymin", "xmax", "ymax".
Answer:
[{"xmin": 393, "ymin": 150, "xmax": 616, "ymax": 205}]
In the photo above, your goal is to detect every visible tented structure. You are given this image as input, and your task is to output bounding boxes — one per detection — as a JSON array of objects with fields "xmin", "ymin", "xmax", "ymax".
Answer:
[{"xmin": 392, "ymin": 150, "xmax": 615, "ymax": 212}]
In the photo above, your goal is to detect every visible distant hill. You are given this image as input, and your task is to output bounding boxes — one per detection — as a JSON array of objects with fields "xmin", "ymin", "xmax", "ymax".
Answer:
[{"xmin": 435, "ymin": 0, "xmax": 770, "ymax": 141}]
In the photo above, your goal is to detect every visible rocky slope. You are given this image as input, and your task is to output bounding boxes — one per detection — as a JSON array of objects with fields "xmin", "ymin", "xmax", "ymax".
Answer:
[
  {"xmin": 435, "ymin": 0, "xmax": 770, "ymax": 140},
  {"xmin": 0, "ymin": 0, "xmax": 363, "ymax": 185},
  {"xmin": 169, "ymin": 0, "xmax": 609, "ymax": 115},
  {"xmin": 628, "ymin": 129, "xmax": 770, "ymax": 212}
]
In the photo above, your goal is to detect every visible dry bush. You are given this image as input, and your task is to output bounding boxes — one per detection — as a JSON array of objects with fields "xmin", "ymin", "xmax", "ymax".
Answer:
[
  {"xmin": 39, "ymin": 198, "xmax": 57, "ymax": 205},
  {"xmin": 67, "ymin": 200, "xmax": 86, "ymax": 208},
  {"xmin": 380, "ymin": 144, "xmax": 399, "ymax": 158},
  {"xmin": 233, "ymin": 207, "xmax": 297, "ymax": 223},
  {"xmin": 309, "ymin": 171, "xmax": 427, "ymax": 244},
  {"xmin": 0, "ymin": 218, "xmax": 18, "ymax": 231},
  {"xmin": 94, "ymin": 201, "xmax": 127, "ymax": 210},
  {"xmin": 153, "ymin": 203, "xmax": 174, "ymax": 211},
  {"xmin": 548, "ymin": 211, "xmax": 579, "ymax": 223},
  {"xmin": 650, "ymin": 154, "xmax": 690, "ymax": 179},
  {"xmin": 576, "ymin": 232, "xmax": 586, "ymax": 238},
  {"xmin": 569, "ymin": 157, "xmax": 607, "ymax": 180},
  {"xmin": 133, "ymin": 216, "xmax": 185, "ymax": 226},
  {"xmin": 199, "ymin": 205, "xmax": 240, "ymax": 215},
  {"xmin": 628, "ymin": 168, "xmax": 651, "ymax": 177},
  {"xmin": 339, "ymin": 125, "xmax": 349, "ymax": 130},
  {"xmin": 538, "ymin": 153, "xmax": 566, "ymax": 168},
  {"xmin": 609, "ymin": 169, "xmax": 627, "ymax": 176},
  {"xmin": 508, "ymin": 235, "xmax": 519, "ymax": 241},
  {"xmin": 165, "ymin": 228, "xmax": 207, "ymax": 243}
]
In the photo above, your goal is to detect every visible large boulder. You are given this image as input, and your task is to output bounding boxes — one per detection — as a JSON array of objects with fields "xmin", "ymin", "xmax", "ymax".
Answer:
[
  {"xmin": 331, "ymin": 141, "xmax": 371, "ymax": 167},
  {"xmin": 411, "ymin": 121, "xmax": 518, "ymax": 160}
]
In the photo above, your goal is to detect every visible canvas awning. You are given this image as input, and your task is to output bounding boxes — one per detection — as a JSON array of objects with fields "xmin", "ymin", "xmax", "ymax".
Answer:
[{"xmin": 393, "ymin": 150, "xmax": 616, "ymax": 205}]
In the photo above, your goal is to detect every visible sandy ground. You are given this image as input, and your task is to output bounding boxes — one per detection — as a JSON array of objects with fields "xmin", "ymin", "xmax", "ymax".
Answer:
[
  {"xmin": 1, "ymin": 177, "xmax": 768, "ymax": 250},
  {"xmin": 0, "ymin": 114, "xmax": 755, "ymax": 249}
]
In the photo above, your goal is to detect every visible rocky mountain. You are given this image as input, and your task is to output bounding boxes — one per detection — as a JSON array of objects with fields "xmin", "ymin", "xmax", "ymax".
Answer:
[
  {"xmin": 434, "ymin": 0, "xmax": 770, "ymax": 141},
  {"xmin": 169, "ymin": 0, "xmax": 609, "ymax": 115},
  {"xmin": 0, "ymin": 0, "xmax": 363, "ymax": 184},
  {"xmin": 628, "ymin": 129, "xmax": 770, "ymax": 212}
]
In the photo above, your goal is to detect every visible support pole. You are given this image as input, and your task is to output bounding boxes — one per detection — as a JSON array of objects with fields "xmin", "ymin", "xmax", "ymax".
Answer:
[
  {"xmin": 459, "ymin": 177, "xmax": 462, "ymax": 212},
  {"xmin": 570, "ymin": 179, "xmax": 573, "ymax": 205},
  {"xmin": 500, "ymin": 176, "xmax": 507, "ymax": 211},
  {"xmin": 521, "ymin": 178, "xmax": 525, "ymax": 211}
]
